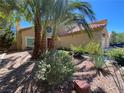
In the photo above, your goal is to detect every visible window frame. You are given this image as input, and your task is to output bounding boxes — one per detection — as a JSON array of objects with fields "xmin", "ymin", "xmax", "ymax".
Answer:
[{"xmin": 25, "ymin": 36, "xmax": 34, "ymax": 48}]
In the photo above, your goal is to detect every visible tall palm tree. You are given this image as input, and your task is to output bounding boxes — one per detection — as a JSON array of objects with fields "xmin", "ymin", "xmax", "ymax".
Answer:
[
  {"xmin": 48, "ymin": 1, "xmax": 96, "ymax": 49},
  {"xmin": 0, "ymin": 0, "xmax": 95, "ymax": 59}
]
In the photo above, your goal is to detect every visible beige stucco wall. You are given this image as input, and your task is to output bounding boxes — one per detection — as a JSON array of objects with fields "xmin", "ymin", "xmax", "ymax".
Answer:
[
  {"xmin": 17, "ymin": 27, "xmax": 35, "ymax": 50},
  {"xmin": 55, "ymin": 31, "xmax": 102, "ymax": 48},
  {"xmin": 21, "ymin": 28, "xmax": 35, "ymax": 50},
  {"xmin": 17, "ymin": 27, "xmax": 109, "ymax": 50},
  {"xmin": 101, "ymin": 27, "xmax": 110, "ymax": 48}
]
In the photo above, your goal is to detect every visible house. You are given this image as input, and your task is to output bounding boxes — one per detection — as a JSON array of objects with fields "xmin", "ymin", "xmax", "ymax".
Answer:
[{"xmin": 16, "ymin": 19, "xmax": 109, "ymax": 50}]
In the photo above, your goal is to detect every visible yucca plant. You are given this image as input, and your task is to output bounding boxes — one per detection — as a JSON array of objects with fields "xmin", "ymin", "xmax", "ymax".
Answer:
[
  {"xmin": 83, "ymin": 41, "xmax": 105, "ymax": 70},
  {"xmin": 93, "ymin": 55, "xmax": 105, "ymax": 70}
]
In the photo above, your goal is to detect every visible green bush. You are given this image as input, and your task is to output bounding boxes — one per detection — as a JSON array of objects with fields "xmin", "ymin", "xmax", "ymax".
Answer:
[
  {"xmin": 71, "ymin": 45, "xmax": 84, "ymax": 54},
  {"xmin": 57, "ymin": 47, "xmax": 71, "ymax": 51},
  {"xmin": 36, "ymin": 50, "xmax": 75, "ymax": 85},
  {"xmin": 0, "ymin": 17, "xmax": 14, "ymax": 51},
  {"xmin": 84, "ymin": 41, "xmax": 103, "ymax": 55},
  {"xmin": 84, "ymin": 42, "xmax": 105, "ymax": 69},
  {"xmin": 0, "ymin": 30, "xmax": 14, "ymax": 50},
  {"xmin": 93, "ymin": 55, "xmax": 105, "ymax": 69},
  {"xmin": 106, "ymin": 48, "xmax": 124, "ymax": 66},
  {"xmin": 71, "ymin": 42, "xmax": 103, "ymax": 55}
]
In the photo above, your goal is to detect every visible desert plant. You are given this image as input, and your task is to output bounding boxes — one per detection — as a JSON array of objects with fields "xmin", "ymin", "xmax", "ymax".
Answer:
[
  {"xmin": 83, "ymin": 41, "xmax": 105, "ymax": 69},
  {"xmin": 84, "ymin": 41, "xmax": 103, "ymax": 55},
  {"xmin": 71, "ymin": 42, "xmax": 104, "ymax": 60},
  {"xmin": 71, "ymin": 45, "xmax": 86, "ymax": 59},
  {"xmin": 71, "ymin": 45, "xmax": 84, "ymax": 54},
  {"xmin": 106, "ymin": 48, "xmax": 124, "ymax": 66},
  {"xmin": 36, "ymin": 50, "xmax": 75, "ymax": 85},
  {"xmin": 71, "ymin": 42, "xmax": 103, "ymax": 55},
  {"xmin": 93, "ymin": 55, "xmax": 105, "ymax": 69}
]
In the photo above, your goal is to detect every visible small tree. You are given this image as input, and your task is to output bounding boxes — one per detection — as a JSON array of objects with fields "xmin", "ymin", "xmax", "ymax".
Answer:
[
  {"xmin": 0, "ymin": 30, "xmax": 14, "ymax": 51},
  {"xmin": 110, "ymin": 31, "xmax": 118, "ymax": 45},
  {"xmin": 0, "ymin": 18, "xmax": 14, "ymax": 51},
  {"xmin": 110, "ymin": 31, "xmax": 124, "ymax": 45}
]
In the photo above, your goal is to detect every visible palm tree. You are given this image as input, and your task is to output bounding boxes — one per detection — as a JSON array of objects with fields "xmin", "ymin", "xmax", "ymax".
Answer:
[{"xmin": 0, "ymin": 0, "xmax": 95, "ymax": 59}]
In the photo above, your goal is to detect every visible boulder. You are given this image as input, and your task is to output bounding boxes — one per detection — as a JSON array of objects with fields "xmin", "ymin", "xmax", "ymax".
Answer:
[{"xmin": 74, "ymin": 80, "xmax": 91, "ymax": 93}]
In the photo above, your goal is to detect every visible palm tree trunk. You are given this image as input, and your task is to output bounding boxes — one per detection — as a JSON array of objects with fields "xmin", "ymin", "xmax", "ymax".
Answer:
[
  {"xmin": 41, "ymin": 33, "xmax": 46, "ymax": 52},
  {"xmin": 32, "ymin": 13, "xmax": 42, "ymax": 59}
]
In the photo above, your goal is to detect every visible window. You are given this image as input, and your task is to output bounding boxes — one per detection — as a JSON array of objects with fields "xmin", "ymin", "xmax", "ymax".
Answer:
[{"xmin": 25, "ymin": 37, "xmax": 34, "ymax": 48}]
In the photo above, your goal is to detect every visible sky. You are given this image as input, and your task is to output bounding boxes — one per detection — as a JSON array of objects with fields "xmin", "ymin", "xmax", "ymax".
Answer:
[
  {"xmin": 84, "ymin": 0, "xmax": 124, "ymax": 33},
  {"xmin": 20, "ymin": 0, "xmax": 124, "ymax": 33}
]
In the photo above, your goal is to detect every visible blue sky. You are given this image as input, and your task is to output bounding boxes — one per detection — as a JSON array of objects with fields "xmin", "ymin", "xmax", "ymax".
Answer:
[
  {"xmin": 84, "ymin": 0, "xmax": 124, "ymax": 33},
  {"xmin": 20, "ymin": 0, "xmax": 124, "ymax": 33}
]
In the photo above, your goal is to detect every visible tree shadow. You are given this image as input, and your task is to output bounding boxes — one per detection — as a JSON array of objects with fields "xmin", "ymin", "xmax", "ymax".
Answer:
[
  {"xmin": 0, "ymin": 51, "xmax": 44, "ymax": 93},
  {"xmin": 0, "ymin": 56, "xmax": 21, "ymax": 69},
  {"xmin": 96, "ymin": 69, "xmax": 111, "ymax": 77},
  {"xmin": 92, "ymin": 87, "xmax": 106, "ymax": 93},
  {"xmin": 0, "ymin": 61, "xmax": 36, "ymax": 93},
  {"xmin": 0, "ymin": 51, "xmax": 32, "ymax": 70},
  {"xmin": 74, "ymin": 58, "xmax": 87, "ymax": 66}
]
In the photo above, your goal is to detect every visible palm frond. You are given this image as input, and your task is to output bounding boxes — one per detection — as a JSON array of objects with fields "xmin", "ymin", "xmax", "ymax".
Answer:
[{"xmin": 69, "ymin": 1, "xmax": 95, "ymax": 21}]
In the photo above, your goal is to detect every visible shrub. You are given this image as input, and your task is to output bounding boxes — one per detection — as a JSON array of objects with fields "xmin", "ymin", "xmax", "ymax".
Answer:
[
  {"xmin": 93, "ymin": 55, "xmax": 105, "ymax": 69},
  {"xmin": 71, "ymin": 42, "xmax": 103, "ymax": 55},
  {"xmin": 106, "ymin": 48, "xmax": 124, "ymax": 66},
  {"xmin": 84, "ymin": 41, "xmax": 103, "ymax": 55},
  {"xmin": 0, "ymin": 30, "xmax": 14, "ymax": 50},
  {"xmin": 0, "ymin": 17, "xmax": 15, "ymax": 51},
  {"xmin": 71, "ymin": 45, "xmax": 86, "ymax": 59},
  {"xmin": 71, "ymin": 42, "xmax": 104, "ymax": 62},
  {"xmin": 36, "ymin": 50, "xmax": 75, "ymax": 85},
  {"xmin": 57, "ymin": 47, "xmax": 71, "ymax": 51},
  {"xmin": 71, "ymin": 45, "xmax": 84, "ymax": 54},
  {"xmin": 83, "ymin": 41, "xmax": 105, "ymax": 69}
]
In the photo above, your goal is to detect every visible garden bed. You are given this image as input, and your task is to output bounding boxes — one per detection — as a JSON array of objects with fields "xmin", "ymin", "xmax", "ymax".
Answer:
[{"xmin": 0, "ymin": 51, "xmax": 124, "ymax": 93}]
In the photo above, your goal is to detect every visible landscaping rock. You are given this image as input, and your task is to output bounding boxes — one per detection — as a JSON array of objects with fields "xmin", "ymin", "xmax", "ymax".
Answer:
[
  {"xmin": 73, "ymin": 70, "xmax": 97, "ymax": 80},
  {"xmin": 74, "ymin": 80, "xmax": 91, "ymax": 93},
  {"xmin": 119, "ymin": 67, "xmax": 124, "ymax": 74},
  {"xmin": 76, "ymin": 60, "xmax": 95, "ymax": 72}
]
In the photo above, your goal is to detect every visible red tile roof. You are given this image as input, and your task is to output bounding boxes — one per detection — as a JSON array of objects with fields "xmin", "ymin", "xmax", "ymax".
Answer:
[{"xmin": 58, "ymin": 19, "xmax": 107, "ymax": 36}]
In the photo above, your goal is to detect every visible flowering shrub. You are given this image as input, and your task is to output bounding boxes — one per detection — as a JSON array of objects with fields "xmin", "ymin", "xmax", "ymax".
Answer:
[{"xmin": 36, "ymin": 50, "xmax": 75, "ymax": 85}]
